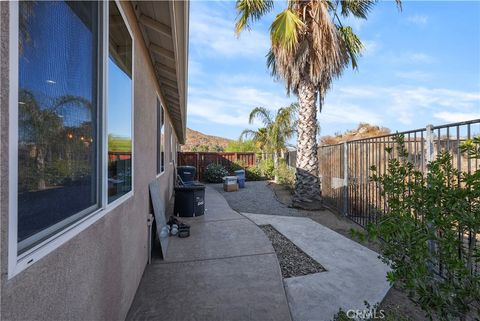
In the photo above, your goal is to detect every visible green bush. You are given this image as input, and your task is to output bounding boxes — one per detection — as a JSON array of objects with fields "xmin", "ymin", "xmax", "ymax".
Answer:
[
  {"xmin": 204, "ymin": 163, "xmax": 228, "ymax": 183},
  {"xmin": 362, "ymin": 135, "xmax": 480, "ymax": 320},
  {"xmin": 246, "ymin": 166, "xmax": 263, "ymax": 181},
  {"xmin": 259, "ymin": 159, "xmax": 275, "ymax": 179},
  {"xmin": 230, "ymin": 160, "xmax": 246, "ymax": 173},
  {"xmin": 275, "ymin": 160, "xmax": 295, "ymax": 189},
  {"xmin": 224, "ymin": 139, "xmax": 258, "ymax": 152}
]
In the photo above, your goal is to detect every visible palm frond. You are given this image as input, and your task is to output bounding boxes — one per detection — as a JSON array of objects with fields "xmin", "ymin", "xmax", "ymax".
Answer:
[
  {"xmin": 239, "ymin": 129, "xmax": 257, "ymax": 140},
  {"xmin": 395, "ymin": 0, "xmax": 402, "ymax": 11},
  {"xmin": 337, "ymin": 26, "xmax": 363, "ymax": 69},
  {"xmin": 235, "ymin": 0, "xmax": 274, "ymax": 34},
  {"xmin": 340, "ymin": 0, "xmax": 376, "ymax": 19},
  {"xmin": 266, "ymin": 49, "xmax": 278, "ymax": 77},
  {"xmin": 249, "ymin": 107, "xmax": 273, "ymax": 126},
  {"xmin": 270, "ymin": 9, "xmax": 304, "ymax": 52}
]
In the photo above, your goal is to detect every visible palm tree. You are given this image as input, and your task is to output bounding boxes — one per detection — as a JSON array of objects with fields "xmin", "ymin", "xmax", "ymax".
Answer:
[
  {"xmin": 240, "ymin": 127, "xmax": 269, "ymax": 159},
  {"xmin": 241, "ymin": 104, "xmax": 297, "ymax": 182},
  {"xmin": 235, "ymin": 0, "xmax": 401, "ymax": 209}
]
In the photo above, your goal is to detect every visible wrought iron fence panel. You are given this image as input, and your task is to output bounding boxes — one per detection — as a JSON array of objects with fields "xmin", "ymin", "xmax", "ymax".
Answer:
[{"xmin": 316, "ymin": 119, "xmax": 480, "ymax": 275}]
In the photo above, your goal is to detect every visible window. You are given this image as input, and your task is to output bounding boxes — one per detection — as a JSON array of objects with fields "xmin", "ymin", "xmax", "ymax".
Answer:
[
  {"xmin": 170, "ymin": 125, "xmax": 174, "ymax": 163},
  {"xmin": 108, "ymin": 2, "xmax": 132, "ymax": 202},
  {"xmin": 157, "ymin": 99, "xmax": 164, "ymax": 174},
  {"xmin": 17, "ymin": 1, "xmax": 101, "ymax": 253}
]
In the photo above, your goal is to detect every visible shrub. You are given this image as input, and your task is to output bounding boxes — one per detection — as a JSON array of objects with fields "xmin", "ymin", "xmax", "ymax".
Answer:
[
  {"xmin": 204, "ymin": 163, "xmax": 228, "ymax": 183},
  {"xmin": 224, "ymin": 139, "xmax": 258, "ymax": 152},
  {"xmin": 363, "ymin": 135, "xmax": 480, "ymax": 320},
  {"xmin": 275, "ymin": 160, "xmax": 295, "ymax": 189},
  {"xmin": 259, "ymin": 159, "xmax": 275, "ymax": 179},
  {"xmin": 230, "ymin": 160, "xmax": 246, "ymax": 174},
  {"xmin": 246, "ymin": 165, "xmax": 263, "ymax": 181}
]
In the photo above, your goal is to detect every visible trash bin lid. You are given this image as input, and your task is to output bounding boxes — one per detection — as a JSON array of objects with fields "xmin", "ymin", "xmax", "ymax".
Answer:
[{"xmin": 175, "ymin": 184, "xmax": 205, "ymax": 191}]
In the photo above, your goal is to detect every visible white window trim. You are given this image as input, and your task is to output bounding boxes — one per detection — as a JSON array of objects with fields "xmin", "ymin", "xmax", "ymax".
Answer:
[
  {"xmin": 8, "ymin": 0, "xmax": 135, "ymax": 279},
  {"xmin": 156, "ymin": 97, "xmax": 165, "ymax": 178},
  {"xmin": 169, "ymin": 124, "xmax": 174, "ymax": 164}
]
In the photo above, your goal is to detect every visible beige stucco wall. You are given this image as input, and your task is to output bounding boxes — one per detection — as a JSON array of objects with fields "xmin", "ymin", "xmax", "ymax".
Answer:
[{"xmin": 0, "ymin": 2, "xmax": 178, "ymax": 320}]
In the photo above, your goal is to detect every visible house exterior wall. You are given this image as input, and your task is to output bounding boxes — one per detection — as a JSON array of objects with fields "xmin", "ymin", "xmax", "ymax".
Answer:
[{"xmin": 0, "ymin": 2, "xmax": 180, "ymax": 320}]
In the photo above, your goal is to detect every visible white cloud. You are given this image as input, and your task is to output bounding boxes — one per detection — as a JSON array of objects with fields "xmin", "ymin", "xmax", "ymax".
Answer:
[
  {"xmin": 407, "ymin": 52, "xmax": 435, "ymax": 64},
  {"xmin": 362, "ymin": 40, "xmax": 381, "ymax": 57},
  {"xmin": 434, "ymin": 112, "xmax": 480, "ymax": 123},
  {"xmin": 395, "ymin": 70, "xmax": 433, "ymax": 81},
  {"xmin": 326, "ymin": 85, "xmax": 480, "ymax": 126},
  {"xmin": 189, "ymin": 4, "xmax": 270, "ymax": 58},
  {"xmin": 320, "ymin": 104, "xmax": 383, "ymax": 125},
  {"xmin": 407, "ymin": 14, "xmax": 429, "ymax": 26},
  {"xmin": 188, "ymin": 84, "xmax": 292, "ymax": 127}
]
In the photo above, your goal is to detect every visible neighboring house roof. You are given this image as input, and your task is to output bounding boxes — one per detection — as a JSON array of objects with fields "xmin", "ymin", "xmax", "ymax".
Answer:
[{"xmin": 132, "ymin": 1, "xmax": 189, "ymax": 143}]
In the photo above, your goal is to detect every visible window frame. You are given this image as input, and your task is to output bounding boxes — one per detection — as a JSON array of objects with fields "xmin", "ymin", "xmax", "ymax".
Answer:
[
  {"xmin": 8, "ymin": 0, "xmax": 135, "ymax": 279},
  {"xmin": 169, "ymin": 124, "xmax": 174, "ymax": 164},
  {"xmin": 105, "ymin": 0, "xmax": 135, "ymax": 205},
  {"xmin": 156, "ymin": 98, "xmax": 165, "ymax": 177}
]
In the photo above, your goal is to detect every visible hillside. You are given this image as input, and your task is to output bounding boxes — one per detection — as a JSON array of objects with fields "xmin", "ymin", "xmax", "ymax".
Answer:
[
  {"xmin": 181, "ymin": 128, "xmax": 231, "ymax": 152},
  {"xmin": 320, "ymin": 123, "xmax": 390, "ymax": 145}
]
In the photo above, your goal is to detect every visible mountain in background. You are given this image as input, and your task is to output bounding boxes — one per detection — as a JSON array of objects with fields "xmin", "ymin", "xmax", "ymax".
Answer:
[
  {"xmin": 320, "ymin": 123, "xmax": 390, "ymax": 145},
  {"xmin": 181, "ymin": 128, "xmax": 232, "ymax": 152},
  {"xmin": 181, "ymin": 124, "xmax": 389, "ymax": 152}
]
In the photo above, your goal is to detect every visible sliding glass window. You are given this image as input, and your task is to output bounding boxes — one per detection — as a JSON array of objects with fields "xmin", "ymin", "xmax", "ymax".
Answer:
[
  {"xmin": 108, "ymin": 2, "xmax": 132, "ymax": 202},
  {"xmin": 17, "ymin": 1, "xmax": 100, "ymax": 253},
  {"xmin": 157, "ymin": 99, "xmax": 165, "ymax": 174}
]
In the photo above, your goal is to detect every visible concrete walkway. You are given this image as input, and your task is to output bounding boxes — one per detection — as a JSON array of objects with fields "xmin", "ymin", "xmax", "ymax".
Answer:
[
  {"xmin": 126, "ymin": 187, "xmax": 292, "ymax": 321},
  {"xmin": 242, "ymin": 213, "xmax": 391, "ymax": 321}
]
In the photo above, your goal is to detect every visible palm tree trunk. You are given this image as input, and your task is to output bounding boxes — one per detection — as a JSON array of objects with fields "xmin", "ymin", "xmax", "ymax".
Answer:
[
  {"xmin": 36, "ymin": 146, "xmax": 46, "ymax": 190},
  {"xmin": 292, "ymin": 78, "xmax": 322, "ymax": 209}
]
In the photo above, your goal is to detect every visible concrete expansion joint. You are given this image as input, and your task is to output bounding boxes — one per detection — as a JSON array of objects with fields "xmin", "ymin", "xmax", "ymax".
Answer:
[{"xmin": 155, "ymin": 251, "xmax": 276, "ymax": 265}]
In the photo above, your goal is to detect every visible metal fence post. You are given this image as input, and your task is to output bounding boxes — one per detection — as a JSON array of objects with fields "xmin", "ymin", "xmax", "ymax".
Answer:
[
  {"xmin": 343, "ymin": 142, "xmax": 349, "ymax": 216},
  {"xmin": 425, "ymin": 124, "xmax": 434, "ymax": 166}
]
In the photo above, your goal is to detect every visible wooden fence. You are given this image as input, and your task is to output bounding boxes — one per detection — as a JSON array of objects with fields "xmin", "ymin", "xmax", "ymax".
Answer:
[{"xmin": 177, "ymin": 152, "xmax": 256, "ymax": 181}]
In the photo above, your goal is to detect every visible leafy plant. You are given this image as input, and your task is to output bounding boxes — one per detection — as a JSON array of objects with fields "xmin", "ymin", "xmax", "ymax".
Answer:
[
  {"xmin": 366, "ymin": 134, "xmax": 480, "ymax": 321},
  {"xmin": 225, "ymin": 139, "xmax": 258, "ymax": 152},
  {"xmin": 204, "ymin": 163, "xmax": 228, "ymax": 183},
  {"xmin": 246, "ymin": 165, "xmax": 264, "ymax": 181},
  {"xmin": 241, "ymin": 104, "xmax": 297, "ymax": 182},
  {"xmin": 275, "ymin": 159, "xmax": 295, "ymax": 189},
  {"xmin": 230, "ymin": 160, "xmax": 246, "ymax": 173},
  {"xmin": 259, "ymin": 159, "xmax": 275, "ymax": 179}
]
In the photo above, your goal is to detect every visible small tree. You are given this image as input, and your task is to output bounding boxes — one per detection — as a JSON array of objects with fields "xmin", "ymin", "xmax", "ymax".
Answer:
[
  {"xmin": 367, "ymin": 135, "xmax": 480, "ymax": 321},
  {"xmin": 241, "ymin": 104, "xmax": 297, "ymax": 182}
]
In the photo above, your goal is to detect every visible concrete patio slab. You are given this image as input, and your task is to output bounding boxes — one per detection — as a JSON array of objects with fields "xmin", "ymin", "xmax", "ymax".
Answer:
[
  {"xmin": 163, "ymin": 218, "xmax": 275, "ymax": 262},
  {"xmin": 126, "ymin": 187, "xmax": 292, "ymax": 321},
  {"xmin": 127, "ymin": 254, "xmax": 291, "ymax": 321},
  {"xmin": 242, "ymin": 213, "xmax": 391, "ymax": 321}
]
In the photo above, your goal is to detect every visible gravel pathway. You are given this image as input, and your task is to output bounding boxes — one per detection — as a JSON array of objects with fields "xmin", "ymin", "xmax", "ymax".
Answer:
[
  {"xmin": 209, "ymin": 181, "xmax": 297, "ymax": 217},
  {"xmin": 260, "ymin": 224, "xmax": 325, "ymax": 278},
  {"xmin": 209, "ymin": 181, "xmax": 369, "ymax": 247}
]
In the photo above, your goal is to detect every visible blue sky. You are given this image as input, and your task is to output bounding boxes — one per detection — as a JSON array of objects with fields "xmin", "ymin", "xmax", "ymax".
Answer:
[{"xmin": 187, "ymin": 1, "xmax": 480, "ymax": 140}]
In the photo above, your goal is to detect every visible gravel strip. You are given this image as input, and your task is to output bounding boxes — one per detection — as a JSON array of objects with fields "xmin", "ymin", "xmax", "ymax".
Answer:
[{"xmin": 259, "ymin": 224, "xmax": 325, "ymax": 278}]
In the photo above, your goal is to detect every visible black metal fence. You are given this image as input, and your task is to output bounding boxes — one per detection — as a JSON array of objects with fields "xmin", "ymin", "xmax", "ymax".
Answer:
[{"xmin": 288, "ymin": 119, "xmax": 480, "ymax": 274}]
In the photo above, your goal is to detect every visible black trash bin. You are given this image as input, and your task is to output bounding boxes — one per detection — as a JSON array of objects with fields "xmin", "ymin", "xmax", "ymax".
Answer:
[
  {"xmin": 177, "ymin": 166, "xmax": 197, "ymax": 184},
  {"xmin": 174, "ymin": 184, "xmax": 205, "ymax": 217}
]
